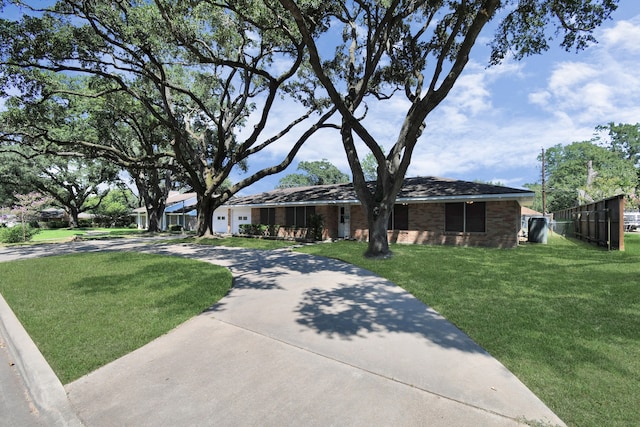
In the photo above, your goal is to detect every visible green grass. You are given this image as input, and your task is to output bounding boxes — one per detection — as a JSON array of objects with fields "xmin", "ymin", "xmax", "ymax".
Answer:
[
  {"xmin": 0, "ymin": 252, "xmax": 232, "ymax": 384},
  {"xmin": 162, "ymin": 235, "xmax": 300, "ymax": 250},
  {"xmin": 296, "ymin": 234, "xmax": 640, "ymax": 427},
  {"xmin": 30, "ymin": 227, "xmax": 145, "ymax": 242}
]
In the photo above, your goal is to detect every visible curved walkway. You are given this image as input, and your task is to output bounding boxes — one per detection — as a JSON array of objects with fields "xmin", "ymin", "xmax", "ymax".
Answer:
[{"xmin": 0, "ymin": 238, "xmax": 565, "ymax": 426}]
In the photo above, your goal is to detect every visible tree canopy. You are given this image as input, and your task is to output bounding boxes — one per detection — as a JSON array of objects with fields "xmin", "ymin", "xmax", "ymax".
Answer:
[
  {"xmin": 277, "ymin": 159, "xmax": 350, "ymax": 188},
  {"xmin": 539, "ymin": 133, "xmax": 638, "ymax": 213},
  {"xmin": 0, "ymin": 0, "xmax": 335, "ymax": 235}
]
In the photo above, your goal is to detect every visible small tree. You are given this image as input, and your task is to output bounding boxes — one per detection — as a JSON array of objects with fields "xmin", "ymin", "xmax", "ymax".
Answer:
[
  {"xmin": 88, "ymin": 188, "xmax": 138, "ymax": 227},
  {"xmin": 10, "ymin": 192, "xmax": 52, "ymax": 242}
]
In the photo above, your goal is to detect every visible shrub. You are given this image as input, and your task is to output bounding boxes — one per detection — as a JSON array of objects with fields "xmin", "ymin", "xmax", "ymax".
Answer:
[
  {"xmin": 78, "ymin": 219, "xmax": 94, "ymax": 228},
  {"xmin": 307, "ymin": 214, "xmax": 324, "ymax": 241},
  {"xmin": 169, "ymin": 224, "xmax": 183, "ymax": 232},
  {"xmin": 238, "ymin": 224, "xmax": 280, "ymax": 237},
  {"xmin": 266, "ymin": 224, "xmax": 280, "ymax": 237},
  {"xmin": 0, "ymin": 225, "xmax": 40, "ymax": 243},
  {"xmin": 44, "ymin": 220, "xmax": 69, "ymax": 229}
]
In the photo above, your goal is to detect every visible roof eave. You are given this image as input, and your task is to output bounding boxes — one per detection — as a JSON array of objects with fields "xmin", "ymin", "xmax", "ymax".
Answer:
[
  {"xmin": 396, "ymin": 192, "xmax": 536, "ymax": 204},
  {"xmin": 224, "ymin": 192, "xmax": 535, "ymax": 209}
]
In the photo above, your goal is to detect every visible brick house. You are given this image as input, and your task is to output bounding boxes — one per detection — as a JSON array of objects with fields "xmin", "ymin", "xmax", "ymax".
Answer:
[{"xmin": 225, "ymin": 176, "xmax": 534, "ymax": 248}]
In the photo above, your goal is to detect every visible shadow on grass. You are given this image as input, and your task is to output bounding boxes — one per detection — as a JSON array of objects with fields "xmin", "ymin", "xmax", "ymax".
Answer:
[{"xmin": 67, "ymin": 252, "xmax": 232, "ymax": 319}]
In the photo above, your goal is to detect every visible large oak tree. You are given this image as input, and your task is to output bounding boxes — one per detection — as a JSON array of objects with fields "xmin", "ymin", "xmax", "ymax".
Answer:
[
  {"xmin": 0, "ymin": 0, "xmax": 335, "ymax": 236},
  {"xmin": 279, "ymin": 0, "xmax": 619, "ymax": 257}
]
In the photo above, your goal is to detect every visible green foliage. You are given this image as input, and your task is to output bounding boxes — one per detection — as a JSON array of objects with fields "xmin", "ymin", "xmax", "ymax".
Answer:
[
  {"xmin": 307, "ymin": 213, "xmax": 324, "ymax": 241},
  {"xmin": 277, "ymin": 159, "xmax": 350, "ymax": 188},
  {"xmin": 597, "ymin": 122, "xmax": 640, "ymax": 208},
  {"xmin": 523, "ymin": 182, "xmax": 543, "ymax": 213},
  {"xmin": 239, "ymin": 223, "xmax": 281, "ymax": 237},
  {"xmin": 490, "ymin": 0, "xmax": 618, "ymax": 65},
  {"xmin": 88, "ymin": 188, "xmax": 138, "ymax": 227},
  {"xmin": 543, "ymin": 140, "xmax": 636, "ymax": 212},
  {"xmin": 0, "ymin": 224, "xmax": 40, "ymax": 243},
  {"xmin": 361, "ymin": 146, "xmax": 386, "ymax": 181}
]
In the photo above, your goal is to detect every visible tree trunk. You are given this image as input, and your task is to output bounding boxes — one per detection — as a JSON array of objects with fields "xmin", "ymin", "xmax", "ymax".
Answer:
[
  {"xmin": 134, "ymin": 170, "xmax": 170, "ymax": 233},
  {"xmin": 68, "ymin": 206, "xmax": 80, "ymax": 228},
  {"xmin": 147, "ymin": 206, "xmax": 163, "ymax": 232},
  {"xmin": 195, "ymin": 194, "xmax": 215, "ymax": 237},
  {"xmin": 364, "ymin": 203, "xmax": 392, "ymax": 258}
]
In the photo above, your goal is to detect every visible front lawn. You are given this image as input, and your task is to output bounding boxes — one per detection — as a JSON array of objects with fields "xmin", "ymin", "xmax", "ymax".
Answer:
[
  {"xmin": 162, "ymin": 235, "xmax": 300, "ymax": 250},
  {"xmin": 297, "ymin": 234, "xmax": 640, "ymax": 427},
  {"xmin": 0, "ymin": 252, "xmax": 232, "ymax": 384},
  {"xmin": 30, "ymin": 227, "xmax": 146, "ymax": 242}
]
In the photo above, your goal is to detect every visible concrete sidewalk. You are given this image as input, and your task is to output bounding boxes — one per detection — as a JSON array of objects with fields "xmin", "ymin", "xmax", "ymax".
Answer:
[{"xmin": 1, "ymin": 240, "xmax": 565, "ymax": 426}]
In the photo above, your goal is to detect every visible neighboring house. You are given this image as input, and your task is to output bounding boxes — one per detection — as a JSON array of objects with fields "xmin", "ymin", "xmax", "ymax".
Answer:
[
  {"xmin": 226, "ymin": 176, "xmax": 535, "ymax": 248},
  {"xmin": 134, "ymin": 192, "xmax": 197, "ymax": 231},
  {"xmin": 38, "ymin": 208, "xmax": 95, "ymax": 226},
  {"xmin": 134, "ymin": 191, "xmax": 251, "ymax": 233}
]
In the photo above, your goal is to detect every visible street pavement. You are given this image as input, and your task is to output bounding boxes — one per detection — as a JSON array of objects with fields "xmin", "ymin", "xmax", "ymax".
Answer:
[{"xmin": 0, "ymin": 238, "xmax": 565, "ymax": 426}]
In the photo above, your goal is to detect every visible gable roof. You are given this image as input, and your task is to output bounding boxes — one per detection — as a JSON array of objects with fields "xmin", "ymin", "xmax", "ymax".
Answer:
[{"xmin": 227, "ymin": 176, "xmax": 534, "ymax": 207}]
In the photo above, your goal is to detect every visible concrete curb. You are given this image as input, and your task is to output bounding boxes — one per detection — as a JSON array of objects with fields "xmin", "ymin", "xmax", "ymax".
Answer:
[{"xmin": 0, "ymin": 293, "xmax": 84, "ymax": 427}]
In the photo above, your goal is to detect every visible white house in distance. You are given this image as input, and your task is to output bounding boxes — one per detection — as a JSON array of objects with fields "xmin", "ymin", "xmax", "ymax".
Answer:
[
  {"xmin": 134, "ymin": 191, "xmax": 196, "ymax": 231},
  {"xmin": 133, "ymin": 191, "xmax": 251, "ymax": 233}
]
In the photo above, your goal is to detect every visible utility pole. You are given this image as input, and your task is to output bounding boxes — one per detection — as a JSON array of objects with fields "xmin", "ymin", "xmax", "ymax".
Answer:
[{"xmin": 541, "ymin": 148, "xmax": 547, "ymax": 214}]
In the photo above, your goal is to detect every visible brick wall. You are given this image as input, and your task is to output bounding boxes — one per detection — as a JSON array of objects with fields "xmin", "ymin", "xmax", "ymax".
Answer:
[{"xmin": 351, "ymin": 201, "xmax": 521, "ymax": 248}]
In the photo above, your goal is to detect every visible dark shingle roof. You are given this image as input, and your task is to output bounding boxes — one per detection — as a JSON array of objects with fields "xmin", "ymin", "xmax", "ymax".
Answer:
[{"xmin": 227, "ymin": 176, "xmax": 533, "ymax": 207}]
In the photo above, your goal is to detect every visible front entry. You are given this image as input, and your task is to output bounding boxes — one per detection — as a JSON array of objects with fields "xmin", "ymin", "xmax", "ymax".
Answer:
[{"xmin": 338, "ymin": 205, "xmax": 350, "ymax": 238}]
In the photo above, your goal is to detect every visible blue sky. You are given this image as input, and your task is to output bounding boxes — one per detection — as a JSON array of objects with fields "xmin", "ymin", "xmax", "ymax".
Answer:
[{"xmin": 233, "ymin": 1, "xmax": 640, "ymax": 195}]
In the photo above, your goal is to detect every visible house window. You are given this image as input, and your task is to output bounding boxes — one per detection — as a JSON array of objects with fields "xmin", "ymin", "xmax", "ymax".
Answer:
[
  {"xmin": 445, "ymin": 202, "xmax": 486, "ymax": 232},
  {"xmin": 285, "ymin": 206, "xmax": 315, "ymax": 227},
  {"xmin": 260, "ymin": 208, "xmax": 276, "ymax": 225},
  {"xmin": 238, "ymin": 216, "xmax": 247, "ymax": 221},
  {"xmin": 217, "ymin": 216, "xmax": 225, "ymax": 221},
  {"xmin": 388, "ymin": 204, "xmax": 409, "ymax": 230}
]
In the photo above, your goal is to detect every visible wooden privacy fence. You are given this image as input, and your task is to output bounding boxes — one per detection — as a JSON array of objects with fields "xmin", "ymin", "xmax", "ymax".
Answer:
[{"xmin": 553, "ymin": 195, "xmax": 625, "ymax": 251}]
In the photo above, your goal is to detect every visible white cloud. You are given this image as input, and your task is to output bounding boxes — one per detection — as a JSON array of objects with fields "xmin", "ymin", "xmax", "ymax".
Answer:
[
  {"xmin": 601, "ymin": 19, "xmax": 640, "ymax": 53},
  {"xmin": 528, "ymin": 17, "xmax": 640, "ymax": 126}
]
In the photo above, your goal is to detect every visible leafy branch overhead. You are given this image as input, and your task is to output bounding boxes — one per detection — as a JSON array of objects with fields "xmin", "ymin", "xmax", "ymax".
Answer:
[{"xmin": 1, "ymin": 0, "xmax": 336, "ymax": 236}]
